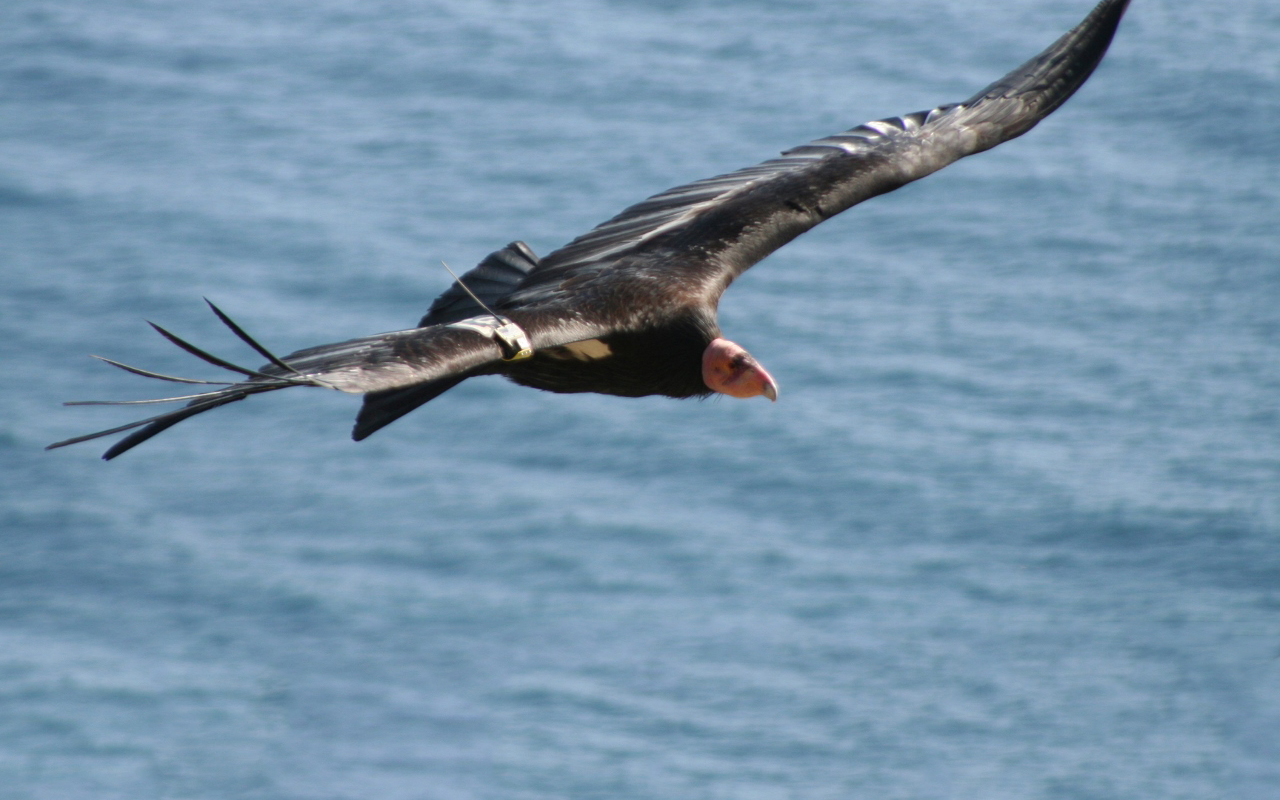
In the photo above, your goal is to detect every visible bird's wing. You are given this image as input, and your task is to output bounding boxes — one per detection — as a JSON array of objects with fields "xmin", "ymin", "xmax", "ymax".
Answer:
[
  {"xmin": 48, "ymin": 309, "xmax": 533, "ymax": 459},
  {"xmin": 509, "ymin": 0, "xmax": 1129, "ymax": 306},
  {"xmin": 419, "ymin": 241, "xmax": 539, "ymax": 326},
  {"xmin": 352, "ymin": 241, "xmax": 541, "ymax": 440}
]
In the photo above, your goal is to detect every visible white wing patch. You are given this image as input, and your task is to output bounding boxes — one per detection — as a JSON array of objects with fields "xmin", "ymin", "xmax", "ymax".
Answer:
[{"xmin": 546, "ymin": 338, "xmax": 614, "ymax": 361}]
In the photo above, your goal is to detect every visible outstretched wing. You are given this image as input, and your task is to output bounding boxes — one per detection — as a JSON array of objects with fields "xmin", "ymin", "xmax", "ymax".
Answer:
[
  {"xmin": 49, "ymin": 307, "xmax": 521, "ymax": 459},
  {"xmin": 508, "ymin": 0, "xmax": 1129, "ymax": 306},
  {"xmin": 351, "ymin": 241, "xmax": 541, "ymax": 441},
  {"xmin": 418, "ymin": 241, "xmax": 540, "ymax": 326}
]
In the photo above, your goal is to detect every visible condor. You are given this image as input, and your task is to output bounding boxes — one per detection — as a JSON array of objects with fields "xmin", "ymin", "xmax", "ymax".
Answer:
[{"xmin": 51, "ymin": 0, "xmax": 1130, "ymax": 460}]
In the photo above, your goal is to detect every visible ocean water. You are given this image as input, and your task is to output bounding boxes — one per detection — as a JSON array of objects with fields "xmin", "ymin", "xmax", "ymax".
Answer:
[{"xmin": 3, "ymin": 0, "xmax": 1278, "ymax": 797}]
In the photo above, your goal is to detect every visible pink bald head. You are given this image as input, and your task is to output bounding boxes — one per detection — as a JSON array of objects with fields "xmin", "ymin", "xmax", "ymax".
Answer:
[{"xmin": 701, "ymin": 338, "xmax": 778, "ymax": 401}]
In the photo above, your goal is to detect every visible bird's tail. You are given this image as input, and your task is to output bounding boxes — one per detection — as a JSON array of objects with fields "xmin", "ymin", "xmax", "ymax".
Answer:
[{"xmin": 49, "ymin": 301, "xmax": 353, "ymax": 460}]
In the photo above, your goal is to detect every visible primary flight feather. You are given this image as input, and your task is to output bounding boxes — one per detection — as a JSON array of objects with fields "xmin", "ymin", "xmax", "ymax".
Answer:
[{"xmin": 50, "ymin": 0, "xmax": 1131, "ymax": 460}]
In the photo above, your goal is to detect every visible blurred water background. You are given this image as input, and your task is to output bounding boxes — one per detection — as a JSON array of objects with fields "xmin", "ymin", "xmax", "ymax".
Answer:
[{"xmin": 3, "ymin": 1, "xmax": 1278, "ymax": 798}]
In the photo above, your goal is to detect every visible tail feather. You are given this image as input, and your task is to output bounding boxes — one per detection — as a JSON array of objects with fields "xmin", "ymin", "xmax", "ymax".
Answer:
[{"xmin": 352, "ymin": 377, "xmax": 467, "ymax": 441}]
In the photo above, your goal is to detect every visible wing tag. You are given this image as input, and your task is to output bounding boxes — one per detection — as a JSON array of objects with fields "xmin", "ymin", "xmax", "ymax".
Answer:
[{"xmin": 446, "ymin": 316, "xmax": 534, "ymax": 362}]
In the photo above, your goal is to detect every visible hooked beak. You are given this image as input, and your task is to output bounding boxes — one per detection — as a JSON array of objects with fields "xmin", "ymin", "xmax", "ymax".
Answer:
[
  {"xmin": 702, "ymin": 338, "xmax": 779, "ymax": 402},
  {"xmin": 760, "ymin": 378, "xmax": 778, "ymax": 402}
]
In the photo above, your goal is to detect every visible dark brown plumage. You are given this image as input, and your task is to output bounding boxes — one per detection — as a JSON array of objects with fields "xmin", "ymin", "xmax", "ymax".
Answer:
[{"xmin": 49, "ymin": 0, "xmax": 1130, "ymax": 459}]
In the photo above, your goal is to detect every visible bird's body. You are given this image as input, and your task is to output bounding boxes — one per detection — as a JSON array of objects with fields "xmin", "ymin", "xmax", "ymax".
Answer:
[{"xmin": 50, "ymin": 0, "xmax": 1131, "ymax": 460}]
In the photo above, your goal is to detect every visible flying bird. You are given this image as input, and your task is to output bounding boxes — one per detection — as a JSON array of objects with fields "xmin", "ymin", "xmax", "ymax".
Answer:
[{"xmin": 50, "ymin": 0, "xmax": 1130, "ymax": 459}]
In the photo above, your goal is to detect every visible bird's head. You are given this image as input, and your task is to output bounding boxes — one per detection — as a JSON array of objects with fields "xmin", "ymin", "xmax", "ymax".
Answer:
[{"xmin": 701, "ymin": 338, "xmax": 778, "ymax": 401}]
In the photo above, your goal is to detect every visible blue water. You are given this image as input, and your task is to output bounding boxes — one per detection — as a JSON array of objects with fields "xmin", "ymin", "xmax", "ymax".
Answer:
[{"xmin": 3, "ymin": 0, "xmax": 1278, "ymax": 797}]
